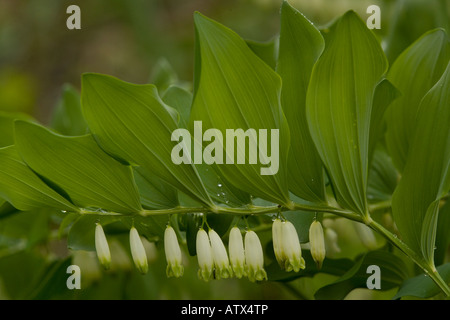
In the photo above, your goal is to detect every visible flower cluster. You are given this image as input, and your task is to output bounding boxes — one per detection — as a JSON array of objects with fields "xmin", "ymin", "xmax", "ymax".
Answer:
[
  {"xmin": 93, "ymin": 218, "xmax": 329, "ymax": 281},
  {"xmin": 196, "ymin": 227, "xmax": 267, "ymax": 282}
]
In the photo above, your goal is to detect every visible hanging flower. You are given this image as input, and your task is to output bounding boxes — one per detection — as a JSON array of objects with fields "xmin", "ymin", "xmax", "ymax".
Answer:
[
  {"xmin": 228, "ymin": 227, "xmax": 246, "ymax": 279},
  {"xmin": 164, "ymin": 225, "xmax": 184, "ymax": 278},
  {"xmin": 272, "ymin": 219, "xmax": 305, "ymax": 272},
  {"xmin": 129, "ymin": 227, "xmax": 149, "ymax": 274},
  {"xmin": 196, "ymin": 228, "xmax": 214, "ymax": 281},
  {"xmin": 209, "ymin": 229, "xmax": 233, "ymax": 279},
  {"xmin": 244, "ymin": 231, "xmax": 267, "ymax": 282},
  {"xmin": 309, "ymin": 220, "xmax": 326, "ymax": 269},
  {"xmin": 281, "ymin": 220, "xmax": 305, "ymax": 272},
  {"xmin": 95, "ymin": 223, "xmax": 111, "ymax": 270}
]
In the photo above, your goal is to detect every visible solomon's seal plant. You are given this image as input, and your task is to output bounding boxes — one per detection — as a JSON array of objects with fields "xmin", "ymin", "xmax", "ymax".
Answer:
[{"xmin": 0, "ymin": 1, "xmax": 449, "ymax": 299}]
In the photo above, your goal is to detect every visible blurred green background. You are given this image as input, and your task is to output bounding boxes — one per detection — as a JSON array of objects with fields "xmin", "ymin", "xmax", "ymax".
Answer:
[
  {"xmin": 0, "ymin": 0, "xmax": 448, "ymax": 300},
  {"xmin": 0, "ymin": 0, "xmax": 448, "ymax": 123}
]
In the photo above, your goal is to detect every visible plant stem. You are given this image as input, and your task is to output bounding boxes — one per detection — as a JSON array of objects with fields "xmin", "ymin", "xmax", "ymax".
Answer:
[
  {"xmin": 368, "ymin": 199, "xmax": 392, "ymax": 213},
  {"xmin": 138, "ymin": 202, "xmax": 361, "ymax": 220},
  {"xmin": 369, "ymin": 219, "xmax": 450, "ymax": 297},
  {"xmin": 78, "ymin": 199, "xmax": 450, "ymax": 296}
]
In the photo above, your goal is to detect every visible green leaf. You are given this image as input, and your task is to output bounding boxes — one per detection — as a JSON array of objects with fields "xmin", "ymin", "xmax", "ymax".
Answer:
[
  {"xmin": 0, "ymin": 145, "xmax": 78, "ymax": 212},
  {"xmin": 421, "ymin": 200, "xmax": 440, "ymax": 266},
  {"xmin": 391, "ymin": 62, "xmax": 450, "ymax": 265},
  {"xmin": 435, "ymin": 199, "xmax": 450, "ymax": 266},
  {"xmin": 162, "ymin": 85, "xmax": 193, "ymax": 130},
  {"xmin": 0, "ymin": 111, "xmax": 33, "ymax": 148},
  {"xmin": 314, "ymin": 250, "xmax": 410, "ymax": 300},
  {"xmin": 385, "ymin": 28, "xmax": 450, "ymax": 172},
  {"xmin": 50, "ymin": 84, "xmax": 88, "ymax": 136},
  {"xmin": 306, "ymin": 11, "xmax": 388, "ymax": 216},
  {"xmin": 14, "ymin": 121, "xmax": 142, "ymax": 213},
  {"xmin": 81, "ymin": 73, "xmax": 214, "ymax": 208},
  {"xmin": 163, "ymin": 84, "xmax": 250, "ymax": 206},
  {"xmin": 393, "ymin": 263, "xmax": 450, "ymax": 300},
  {"xmin": 134, "ymin": 167, "xmax": 178, "ymax": 209},
  {"xmin": 190, "ymin": 12, "xmax": 292, "ymax": 208},
  {"xmin": 149, "ymin": 57, "xmax": 179, "ymax": 94},
  {"xmin": 383, "ymin": 0, "xmax": 449, "ymax": 64},
  {"xmin": 276, "ymin": 1, "xmax": 326, "ymax": 203},
  {"xmin": 367, "ymin": 147, "xmax": 398, "ymax": 203},
  {"xmin": 368, "ymin": 79, "xmax": 400, "ymax": 162},
  {"xmin": 246, "ymin": 38, "xmax": 277, "ymax": 70}
]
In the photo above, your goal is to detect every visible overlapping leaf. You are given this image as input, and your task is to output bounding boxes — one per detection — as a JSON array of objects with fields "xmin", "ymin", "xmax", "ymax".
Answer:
[
  {"xmin": 314, "ymin": 250, "xmax": 410, "ymax": 300},
  {"xmin": 163, "ymin": 85, "xmax": 251, "ymax": 207},
  {"xmin": 81, "ymin": 73, "xmax": 214, "ymax": 208},
  {"xmin": 393, "ymin": 263, "xmax": 450, "ymax": 300},
  {"xmin": 0, "ymin": 145, "xmax": 78, "ymax": 212},
  {"xmin": 246, "ymin": 38, "xmax": 277, "ymax": 70},
  {"xmin": 306, "ymin": 11, "xmax": 388, "ymax": 216},
  {"xmin": 385, "ymin": 28, "xmax": 450, "ymax": 172},
  {"xmin": 50, "ymin": 84, "xmax": 88, "ymax": 136},
  {"xmin": 14, "ymin": 121, "xmax": 142, "ymax": 213},
  {"xmin": 0, "ymin": 112, "xmax": 33, "ymax": 147},
  {"xmin": 190, "ymin": 12, "xmax": 292, "ymax": 207},
  {"xmin": 391, "ymin": 62, "xmax": 450, "ymax": 266},
  {"xmin": 276, "ymin": 1, "xmax": 326, "ymax": 203}
]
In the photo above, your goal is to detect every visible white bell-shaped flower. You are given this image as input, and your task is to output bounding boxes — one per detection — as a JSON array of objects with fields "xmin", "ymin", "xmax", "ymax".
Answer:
[
  {"xmin": 272, "ymin": 219, "xmax": 305, "ymax": 272},
  {"xmin": 228, "ymin": 227, "xmax": 246, "ymax": 279},
  {"xmin": 129, "ymin": 227, "xmax": 149, "ymax": 274},
  {"xmin": 244, "ymin": 231, "xmax": 267, "ymax": 282},
  {"xmin": 95, "ymin": 223, "xmax": 111, "ymax": 270},
  {"xmin": 281, "ymin": 220, "xmax": 305, "ymax": 272},
  {"xmin": 209, "ymin": 229, "xmax": 233, "ymax": 279},
  {"xmin": 196, "ymin": 228, "xmax": 214, "ymax": 281},
  {"xmin": 309, "ymin": 220, "xmax": 326, "ymax": 269},
  {"xmin": 164, "ymin": 225, "xmax": 184, "ymax": 278}
]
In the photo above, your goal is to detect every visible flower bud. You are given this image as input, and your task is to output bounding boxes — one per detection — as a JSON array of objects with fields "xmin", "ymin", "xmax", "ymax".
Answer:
[
  {"xmin": 353, "ymin": 222, "xmax": 378, "ymax": 250},
  {"xmin": 164, "ymin": 226, "xmax": 184, "ymax": 278},
  {"xmin": 209, "ymin": 229, "xmax": 233, "ymax": 279},
  {"xmin": 196, "ymin": 228, "xmax": 214, "ymax": 281},
  {"xmin": 309, "ymin": 221, "xmax": 326, "ymax": 269},
  {"xmin": 228, "ymin": 227, "xmax": 246, "ymax": 278},
  {"xmin": 244, "ymin": 231, "xmax": 267, "ymax": 282},
  {"xmin": 95, "ymin": 223, "xmax": 111, "ymax": 270},
  {"xmin": 281, "ymin": 220, "xmax": 305, "ymax": 272},
  {"xmin": 129, "ymin": 227, "xmax": 148, "ymax": 274}
]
